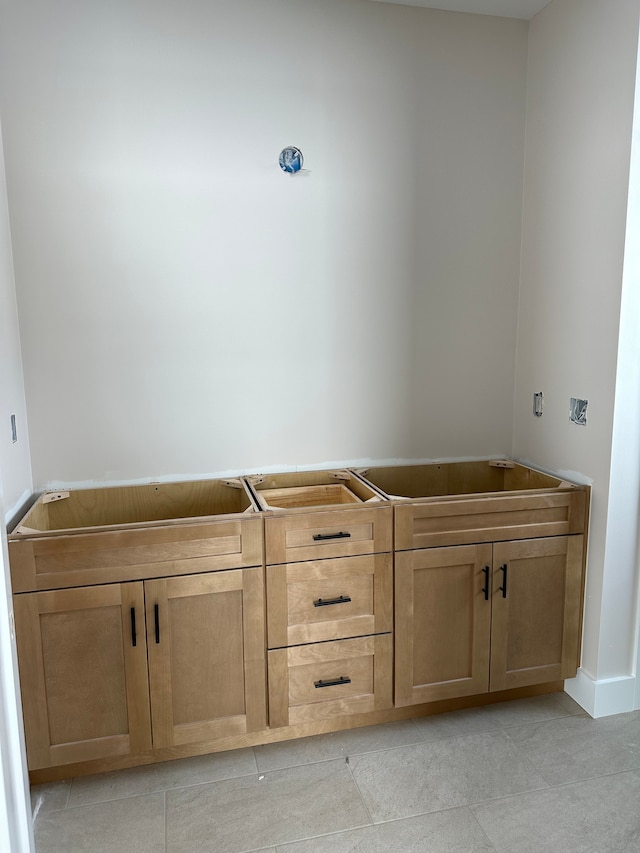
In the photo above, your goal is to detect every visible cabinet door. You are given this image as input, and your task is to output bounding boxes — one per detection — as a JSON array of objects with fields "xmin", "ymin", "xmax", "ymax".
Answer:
[
  {"xmin": 490, "ymin": 535, "xmax": 584, "ymax": 691},
  {"xmin": 14, "ymin": 583, "xmax": 152, "ymax": 770},
  {"xmin": 395, "ymin": 544, "xmax": 492, "ymax": 707},
  {"xmin": 146, "ymin": 568, "xmax": 266, "ymax": 748}
]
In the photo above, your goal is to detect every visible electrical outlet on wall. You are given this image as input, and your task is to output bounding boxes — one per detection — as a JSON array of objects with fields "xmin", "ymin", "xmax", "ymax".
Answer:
[
  {"xmin": 533, "ymin": 392, "xmax": 544, "ymax": 417},
  {"xmin": 570, "ymin": 397, "xmax": 588, "ymax": 426}
]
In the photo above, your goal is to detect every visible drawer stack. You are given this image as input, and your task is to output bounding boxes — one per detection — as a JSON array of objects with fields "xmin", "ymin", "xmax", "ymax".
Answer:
[{"xmin": 249, "ymin": 471, "xmax": 394, "ymax": 728}]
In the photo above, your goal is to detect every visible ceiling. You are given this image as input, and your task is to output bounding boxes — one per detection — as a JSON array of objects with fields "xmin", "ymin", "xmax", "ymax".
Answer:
[{"xmin": 368, "ymin": 0, "xmax": 551, "ymax": 19}]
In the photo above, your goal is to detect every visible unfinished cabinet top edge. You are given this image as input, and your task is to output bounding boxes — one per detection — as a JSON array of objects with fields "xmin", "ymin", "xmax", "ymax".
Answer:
[
  {"xmin": 354, "ymin": 461, "xmax": 589, "ymax": 503},
  {"xmin": 245, "ymin": 470, "xmax": 385, "ymax": 514},
  {"xmin": 388, "ymin": 484, "xmax": 588, "ymax": 506},
  {"xmin": 8, "ymin": 477, "xmax": 261, "ymax": 540}
]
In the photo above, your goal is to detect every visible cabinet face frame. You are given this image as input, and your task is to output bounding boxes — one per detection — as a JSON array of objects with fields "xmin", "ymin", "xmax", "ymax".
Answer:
[
  {"xmin": 146, "ymin": 567, "xmax": 266, "ymax": 748},
  {"xmin": 14, "ymin": 583, "xmax": 152, "ymax": 770}
]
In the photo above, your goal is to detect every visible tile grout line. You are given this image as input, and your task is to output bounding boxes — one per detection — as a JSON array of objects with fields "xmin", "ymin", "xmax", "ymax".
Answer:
[
  {"xmin": 465, "ymin": 766, "xmax": 640, "ymax": 815},
  {"xmin": 459, "ymin": 805, "xmax": 497, "ymax": 851},
  {"xmin": 345, "ymin": 755, "xmax": 376, "ymax": 828},
  {"xmin": 62, "ymin": 768, "xmax": 264, "ymax": 809},
  {"xmin": 163, "ymin": 789, "xmax": 167, "ymax": 853}
]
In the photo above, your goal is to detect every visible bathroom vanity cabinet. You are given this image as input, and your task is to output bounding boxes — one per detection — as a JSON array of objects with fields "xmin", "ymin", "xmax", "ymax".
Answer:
[
  {"xmin": 354, "ymin": 462, "xmax": 588, "ymax": 707},
  {"xmin": 8, "ymin": 461, "xmax": 589, "ymax": 782}
]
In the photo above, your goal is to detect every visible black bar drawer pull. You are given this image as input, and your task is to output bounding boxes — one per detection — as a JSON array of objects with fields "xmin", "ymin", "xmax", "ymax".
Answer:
[
  {"xmin": 499, "ymin": 564, "xmax": 508, "ymax": 598},
  {"xmin": 314, "ymin": 676, "xmax": 352, "ymax": 689},
  {"xmin": 313, "ymin": 531, "xmax": 351, "ymax": 541},
  {"xmin": 482, "ymin": 566, "xmax": 490, "ymax": 601},
  {"xmin": 130, "ymin": 607, "xmax": 137, "ymax": 647},
  {"xmin": 314, "ymin": 595, "xmax": 352, "ymax": 608},
  {"xmin": 154, "ymin": 603, "xmax": 160, "ymax": 643}
]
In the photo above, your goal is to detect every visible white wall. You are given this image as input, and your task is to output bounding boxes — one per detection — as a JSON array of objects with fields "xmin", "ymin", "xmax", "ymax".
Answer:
[
  {"xmin": 617, "ymin": 17, "xmax": 640, "ymax": 711},
  {"xmin": 0, "ymin": 0, "xmax": 527, "ymax": 489},
  {"xmin": 0, "ymin": 115, "xmax": 35, "ymax": 852},
  {"xmin": 0, "ymin": 117, "xmax": 32, "ymax": 520},
  {"xmin": 513, "ymin": 0, "xmax": 640, "ymax": 714}
]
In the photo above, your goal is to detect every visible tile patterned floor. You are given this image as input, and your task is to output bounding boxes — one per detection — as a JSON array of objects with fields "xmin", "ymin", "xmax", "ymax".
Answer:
[{"xmin": 31, "ymin": 693, "xmax": 640, "ymax": 853}]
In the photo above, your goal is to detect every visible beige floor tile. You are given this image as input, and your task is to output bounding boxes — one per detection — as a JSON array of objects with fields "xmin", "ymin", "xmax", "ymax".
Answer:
[
  {"xmin": 411, "ymin": 693, "xmax": 575, "ymax": 743},
  {"xmin": 470, "ymin": 770, "xmax": 640, "ymax": 852},
  {"xmin": 34, "ymin": 792, "xmax": 165, "ymax": 853},
  {"xmin": 275, "ymin": 807, "xmax": 496, "ymax": 852},
  {"xmin": 554, "ymin": 691, "xmax": 588, "ymax": 715},
  {"xmin": 349, "ymin": 731, "xmax": 548, "ymax": 822},
  {"xmin": 165, "ymin": 759, "xmax": 371, "ymax": 853},
  {"xmin": 30, "ymin": 779, "xmax": 71, "ymax": 816},
  {"xmin": 255, "ymin": 720, "xmax": 423, "ymax": 772},
  {"xmin": 504, "ymin": 710, "xmax": 640, "ymax": 785},
  {"xmin": 68, "ymin": 748, "xmax": 258, "ymax": 807}
]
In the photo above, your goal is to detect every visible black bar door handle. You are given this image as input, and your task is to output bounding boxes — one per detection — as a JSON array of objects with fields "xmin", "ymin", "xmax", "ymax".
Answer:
[
  {"xmin": 499, "ymin": 564, "xmax": 508, "ymax": 598},
  {"xmin": 482, "ymin": 566, "xmax": 490, "ymax": 601},
  {"xmin": 313, "ymin": 531, "xmax": 351, "ymax": 541},
  {"xmin": 130, "ymin": 607, "xmax": 137, "ymax": 647},
  {"xmin": 314, "ymin": 676, "xmax": 351, "ymax": 689},
  {"xmin": 314, "ymin": 595, "xmax": 352, "ymax": 608},
  {"xmin": 154, "ymin": 603, "xmax": 160, "ymax": 643}
]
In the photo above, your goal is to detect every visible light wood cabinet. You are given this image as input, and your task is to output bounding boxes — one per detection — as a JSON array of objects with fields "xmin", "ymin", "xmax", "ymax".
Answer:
[
  {"xmin": 14, "ymin": 568, "xmax": 266, "ymax": 771},
  {"xmin": 258, "ymin": 484, "xmax": 394, "ymax": 730},
  {"xmin": 395, "ymin": 535, "xmax": 584, "ymax": 707},
  {"xmin": 9, "ymin": 463, "xmax": 589, "ymax": 782}
]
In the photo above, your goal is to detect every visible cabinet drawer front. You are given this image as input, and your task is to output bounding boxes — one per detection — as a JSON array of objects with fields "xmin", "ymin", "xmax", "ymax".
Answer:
[
  {"xmin": 268, "ymin": 634, "xmax": 392, "ymax": 728},
  {"xmin": 267, "ymin": 554, "xmax": 392, "ymax": 647},
  {"xmin": 265, "ymin": 507, "xmax": 392, "ymax": 565},
  {"xmin": 395, "ymin": 491, "xmax": 587, "ymax": 550},
  {"xmin": 10, "ymin": 517, "xmax": 264, "ymax": 591},
  {"xmin": 289, "ymin": 656, "xmax": 373, "ymax": 705}
]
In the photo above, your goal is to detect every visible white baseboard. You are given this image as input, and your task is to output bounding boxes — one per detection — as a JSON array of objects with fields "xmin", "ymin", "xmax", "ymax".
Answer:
[{"xmin": 564, "ymin": 669, "xmax": 637, "ymax": 718}]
